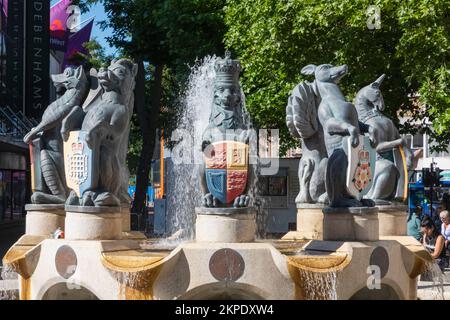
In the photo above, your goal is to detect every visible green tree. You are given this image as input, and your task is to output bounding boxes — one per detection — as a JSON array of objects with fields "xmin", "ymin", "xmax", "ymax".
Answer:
[
  {"xmin": 80, "ymin": 0, "xmax": 226, "ymax": 220},
  {"xmin": 224, "ymin": 0, "xmax": 448, "ymax": 154}
]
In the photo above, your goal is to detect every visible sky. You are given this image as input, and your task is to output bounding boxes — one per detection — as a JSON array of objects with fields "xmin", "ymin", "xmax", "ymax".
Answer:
[{"xmin": 50, "ymin": 0, "xmax": 116, "ymax": 56}]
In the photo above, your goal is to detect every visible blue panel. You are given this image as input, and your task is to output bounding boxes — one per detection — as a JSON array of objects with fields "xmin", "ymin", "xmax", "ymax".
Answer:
[{"xmin": 206, "ymin": 169, "xmax": 227, "ymax": 204}]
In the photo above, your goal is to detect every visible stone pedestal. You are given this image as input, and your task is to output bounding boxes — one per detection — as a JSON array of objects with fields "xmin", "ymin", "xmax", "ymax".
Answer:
[
  {"xmin": 25, "ymin": 204, "xmax": 65, "ymax": 236},
  {"xmin": 323, "ymin": 206, "xmax": 379, "ymax": 241},
  {"xmin": 297, "ymin": 204, "xmax": 325, "ymax": 240},
  {"xmin": 377, "ymin": 204, "xmax": 408, "ymax": 236},
  {"xmin": 121, "ymin": 205, "xmax": 131, "ymax": 232},
  {"xmin": 65, "ymin": 205, "xmax": 122, "ymax": 240},
  {"xmin": 195, "ymin": 207, "xmax": 256, "ymax": 243}
]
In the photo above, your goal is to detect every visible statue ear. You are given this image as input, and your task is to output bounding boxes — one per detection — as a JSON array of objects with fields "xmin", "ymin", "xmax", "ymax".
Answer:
[
  {"xmin": 301, "ymin": 64, "xmax": 317, "ymax": 75},
  {"xmin": 75, "ymin": 65, "xmax": 85, "ymax": 79}
]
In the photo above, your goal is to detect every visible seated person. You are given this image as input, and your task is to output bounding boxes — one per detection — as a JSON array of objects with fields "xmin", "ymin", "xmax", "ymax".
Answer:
[
  {"xmin": 407, "ymin": 206, "xmax": 423, "ymax": 241},
  {"xmin": 440, "ymin": 210, "xmax": 450, "ymax": 252},
  {"xmin": 421, "ymin": 216, "xmax": 447, "ymax": 271}
]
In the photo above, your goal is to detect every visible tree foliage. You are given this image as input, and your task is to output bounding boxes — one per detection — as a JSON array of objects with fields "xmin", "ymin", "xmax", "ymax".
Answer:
[{"xmin": 224, "ymin": 0, "xmax": 449, "ymax": 154}]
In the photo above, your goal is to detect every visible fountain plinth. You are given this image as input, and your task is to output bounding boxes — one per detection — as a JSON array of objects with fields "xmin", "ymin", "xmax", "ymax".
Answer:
[
  {"xmin": 65, "ymin": 205, "xmax": 122, "ymax": 240},
  {"xmin": 283, "ymin": 203, "xmax": 325, "ymax": 241},
  {"xmin": 322, "ymin": 206, "xmax": 379, "ymax": 241},
  {"xmin": 377, "ymin": 203, "xmax": 408, "ymax": 236},
  {"xmin": 25, "ymin": 204, "xmax": 66, "ymax": 236},
  {"xmin": 195, "ymin": 207, "xmax": 256, "ymax": 242}
]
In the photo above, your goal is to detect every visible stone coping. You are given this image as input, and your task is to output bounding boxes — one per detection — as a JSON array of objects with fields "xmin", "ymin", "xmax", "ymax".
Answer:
[
  {"xmin": 195, "ymin": 206, "xmax": 256, "ymax": 216},
  {"xmin": 296, "ymin": 203, "xmax": 326, "ymax": 209},
  {"xmin": 25, "ymin": 204, "xmax": 65, "ymax": 211},
  {"xmin": 65, "ymin": 205, "xmax": 121, "ymax": 214},
  {"xmin": 377, "ymin": 203, "xmax": 408, "ymax": 212},
  {"xmin": 121, "ymin": 203, "xmax": 132, "ymax": 209},
  {"xmin": 323, "ymin": 206, "xmax": 378, "ymax": 215}
]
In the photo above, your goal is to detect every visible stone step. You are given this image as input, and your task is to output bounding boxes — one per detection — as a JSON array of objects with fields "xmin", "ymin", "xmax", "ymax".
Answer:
[{"xmin": 0, "ymin": 280, "xmax": 19, "ymax": 300}]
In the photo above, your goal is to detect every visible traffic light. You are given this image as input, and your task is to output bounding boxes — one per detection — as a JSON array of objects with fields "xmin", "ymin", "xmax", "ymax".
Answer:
[
  {"xmin": 432, "ymin": 167, "xmax": 444, "ymax": 187},
  {"xmin": 422, "ymin": 166, "xmax": 444, "ymax": 187},
  {"xmin": 422, "ymin": 168, "xmax": 432, "ymax": 187}
]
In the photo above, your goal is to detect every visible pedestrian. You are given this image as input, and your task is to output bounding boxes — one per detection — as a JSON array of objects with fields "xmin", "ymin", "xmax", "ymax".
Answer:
[
  {"xmin": 421, "ymin": 216, "xmax": 447, "ymax": 270},
  {"xmin": 407, "ymin": 205, "xmax": 423, "ymax": 241},
  {"xmin": 440, "ymin": 210, "xmax": 450, "ymax": 253}
]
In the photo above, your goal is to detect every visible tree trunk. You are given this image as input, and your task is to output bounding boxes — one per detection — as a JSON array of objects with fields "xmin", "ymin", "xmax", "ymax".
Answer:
[{"xmin": 132, "ymin": 61, "xmax": 163, "ymax": 229}]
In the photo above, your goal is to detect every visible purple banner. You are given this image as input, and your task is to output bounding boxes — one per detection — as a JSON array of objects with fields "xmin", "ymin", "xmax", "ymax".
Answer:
[
  {"xmin": 50, "ymin": 0, "xmax": 72, "ymax": 51},
  {"xmin": 1, "ymin": 0, "xmax": 8, "ymax": 29},
  {"xmin": 63, "ymin": 18, "xmax": 94, "ymax": 70}
]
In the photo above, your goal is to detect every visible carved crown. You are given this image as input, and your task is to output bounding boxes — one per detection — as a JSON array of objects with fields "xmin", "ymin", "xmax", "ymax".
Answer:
[
  {"xmin": 214, "ymin": 51, "xmax": 241, "ymax": 84},
  {"xmin": 359, "ymin": 150, "xmax": 369, "ymax": 163},
  {"xmin": 72, "ymin": 142, "xmax": 84, "ymax": 154}
]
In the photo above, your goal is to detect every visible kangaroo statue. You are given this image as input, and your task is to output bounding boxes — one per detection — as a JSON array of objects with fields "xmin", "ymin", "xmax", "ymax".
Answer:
[
  {"xmin": 23, "ymin": 66, "xmax": 89, "ymax": 204},
  {"xmin": 355, "ymin": 74, "xmax": 414, "ymax": 203},
  {"xmin": 301, "ymin": 63, "xmax": 378, "ymax": 207}
]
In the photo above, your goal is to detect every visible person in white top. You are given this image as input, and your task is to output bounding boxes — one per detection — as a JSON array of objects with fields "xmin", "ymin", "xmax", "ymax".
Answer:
[{"xmin": 440, "ymin": 210, "xmax": 450, "ymax": 252}]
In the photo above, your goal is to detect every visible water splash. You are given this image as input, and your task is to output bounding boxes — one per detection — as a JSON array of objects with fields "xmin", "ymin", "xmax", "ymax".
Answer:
[
  {"xmin": 297, "ymin": 269, "xmax": 338, "ymax": 300},
  {"xmin": 165, "ymin": 56, "xmax": 218, "ymax": 240},
  {"xmin": 164, "ymin": 55, "xmax": 268, "ymax": 241},
  {"xmin": 421, "ymin": 261, "xmax": 446, "ymax": 300}
]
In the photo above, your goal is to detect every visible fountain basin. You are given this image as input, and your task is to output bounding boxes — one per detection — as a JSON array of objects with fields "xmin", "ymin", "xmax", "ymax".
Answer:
[{"xmin": 2, "ymin": 234, "xmax": 430, "ymax": 300}]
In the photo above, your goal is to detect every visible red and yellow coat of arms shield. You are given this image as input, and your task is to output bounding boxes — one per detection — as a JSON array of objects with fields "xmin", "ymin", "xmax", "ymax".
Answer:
[{"xmin": 204, "ymin": 141, "xmax": 248, "ymax": 204}]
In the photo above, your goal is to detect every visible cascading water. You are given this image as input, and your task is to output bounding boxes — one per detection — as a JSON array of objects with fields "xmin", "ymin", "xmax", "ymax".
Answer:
[
  {"xmin": 164, "ymin": 56, "xmax": 218, "ymax": 241},
  {"xmin": 164, "ymin": 55, "xmax": 268, "ymax": 241},
  {"xmin": 420, "ymin": 261, "xmax": 447, "ymax": 300}
]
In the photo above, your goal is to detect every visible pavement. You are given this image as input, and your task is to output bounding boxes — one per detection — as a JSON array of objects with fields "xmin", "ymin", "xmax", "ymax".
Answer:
[{"xmin": 417, "ymin": 269, "xmax": 450, "ymax": 300}]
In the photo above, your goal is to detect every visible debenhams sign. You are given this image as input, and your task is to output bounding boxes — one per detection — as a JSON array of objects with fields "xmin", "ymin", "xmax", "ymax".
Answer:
[{"xmin": 25, "ymin": 0, "xmax": 50, "ymax": 120}]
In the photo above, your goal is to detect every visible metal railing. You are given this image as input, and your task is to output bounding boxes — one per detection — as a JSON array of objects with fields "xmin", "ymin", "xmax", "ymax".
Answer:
[{"xmin": 0, "ymin": 105, "xmax": 33, "ymax": 139}]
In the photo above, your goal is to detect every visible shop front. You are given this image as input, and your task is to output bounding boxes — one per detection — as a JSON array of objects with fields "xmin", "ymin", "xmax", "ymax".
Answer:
[{"xmin": 0, "ymin": 140, "xmax": 29, "ymax": 223}]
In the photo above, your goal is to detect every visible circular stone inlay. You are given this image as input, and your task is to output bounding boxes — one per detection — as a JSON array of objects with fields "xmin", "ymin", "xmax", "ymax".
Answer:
[
  {"xmin": 369, "ymin": 246, "xmax": 389, "ymax": 279},
  {"xmin": 55, "ymin": 245, "xmax": 77, "ymax": 279},
  {"xmin": 209, "ymin": 248, "xmax": 245, "ymax": 282}
]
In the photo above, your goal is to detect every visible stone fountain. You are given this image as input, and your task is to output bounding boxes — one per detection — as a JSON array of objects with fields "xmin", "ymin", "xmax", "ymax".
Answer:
[{"xmin": 2, "ymin": 55, "xmax": 430, "ymax": 300}]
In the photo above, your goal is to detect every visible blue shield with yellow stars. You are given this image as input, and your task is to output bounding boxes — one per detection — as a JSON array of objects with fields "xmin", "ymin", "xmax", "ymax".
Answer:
[{"xmin": 63, "ymin": 131, "xmax": 97, "ymax": 197}]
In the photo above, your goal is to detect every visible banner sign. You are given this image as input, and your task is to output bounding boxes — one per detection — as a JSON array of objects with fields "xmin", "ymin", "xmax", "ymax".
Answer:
[
  {"xmin": 25, "ymin": 0, "xmax": 50, "ymax": 120},
  {"xmin": 49, "ymin": 0, "xmax": 72, "ymax": 51},
  {"xmin": 5, "ymin": 0, "xmax": 24, "ymax": 112}
]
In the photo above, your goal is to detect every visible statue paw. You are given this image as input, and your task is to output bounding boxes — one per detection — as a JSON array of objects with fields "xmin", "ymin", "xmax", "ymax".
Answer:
[
  {"xmin": 317, "ymin": 192, "xmax": 329, "ymax": 204},
  {"xmin": 31, "ymin": 192, "xmax": 65, "ymax": 204},
  {"xmin": 331, "ymin": 197, "xmax": 362, "ymax": 208},
  {"xmin": 233, "ymin": 195, "xmax": 249, "ymax": 208},
  {"xmin": 66, "ymin": 191, "xmax": 80, "ymax": 206},
  {"xmin": 93, "ymin": 192, "xmax": 121, "ymax": 207},
  {"xmin": 80, "ymin": 191, "xmax": 96, "ymax": 206},
  {"xmin": 360, "ymin": 198, "xmax": 376, "ymax": 207},
  {"xmin": 202, "ymin": 193, "xmax": 218, "ymax": 207}
]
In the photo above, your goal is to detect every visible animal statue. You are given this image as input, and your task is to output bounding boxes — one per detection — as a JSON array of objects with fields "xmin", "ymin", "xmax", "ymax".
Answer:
[
  {"xmin": 355, "ymin": 74, "xmax": 414, "ymax": 203},
  {"xmin": 200, "ymin": 52, "xmax": 253, "ymax": 208},
  {"xmin": 302, "ymin": 63, "xmax": 378, "ymax": 207},
  {"xmin": 61, "ymin": 59, "xmax": 138, "ymax": 207},
  {"xmin": 23, "ymin": 66, "xmax": 89, "ymax": 204},
  {"xmin": 286, "ymin": 80, "xmax": 328, "ymax": 204}
]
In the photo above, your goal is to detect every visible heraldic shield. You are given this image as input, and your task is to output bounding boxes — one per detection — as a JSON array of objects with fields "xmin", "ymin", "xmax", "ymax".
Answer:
[
  {"xmin": 343, "ymin": 135, "xmax": 377, "ymax": 200},
  {"xmin": 204, "ymin": 141, "xmax": 248, "ymax": 205},
  {"xmin": 63, "ymin": 131, "xmax": 96, "ymax": 198}
]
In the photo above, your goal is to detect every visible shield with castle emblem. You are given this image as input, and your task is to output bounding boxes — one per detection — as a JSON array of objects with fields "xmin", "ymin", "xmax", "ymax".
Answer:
[
  {"xmin": 343, "ymin": 135, "xmax": 377, "ymax": 200},
  {"xmin": 63, "ymin": 131, "xmax": 96, "ymax": 197},
  {"xmin": 204, "ymin": 141, "xmax": 248, "ymax": 204}
]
